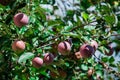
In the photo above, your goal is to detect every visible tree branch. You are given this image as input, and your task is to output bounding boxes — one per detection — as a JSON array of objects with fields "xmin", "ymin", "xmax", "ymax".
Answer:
[{"xmin": 93, "ymin": 54, "xmax": 120, "ymax": 78}]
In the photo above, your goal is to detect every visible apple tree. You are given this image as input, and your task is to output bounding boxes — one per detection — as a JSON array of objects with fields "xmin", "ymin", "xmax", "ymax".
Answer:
[{"xmin": 0, "ymin": 0, "xmax": 120, "ymax": 80}]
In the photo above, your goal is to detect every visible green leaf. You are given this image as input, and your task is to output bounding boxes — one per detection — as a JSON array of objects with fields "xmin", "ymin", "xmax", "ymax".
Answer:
[
  {"xmin": 35, "ymin": 7, "xmax": 46, "ymax": 21},
  {"xmin": 62, "ymin": 32, "xmax": 79, "ymax": 38},
  {"xmin": 101, "ymin": 4, "xmax": 111, "ymax": 13},
  {"xmin": 19, "ymin": 26, "xmax": 27, "ymax": 34},
  {"xmin": 0, "ymin": 53, "xmax": 4, "ymax": 63},
  {"xmin": 96, "ymin": 70, "xmax": 103, "ymax": 76},
  {"xmin": 84, "ymin": 25, "xmax": 95, "ymax": 31},
  {"xmin": 65, "ymin": 62, "xmax": 70, "ymax": 67},
  {"xmin": 104, "ymin": 14, "xmax": 116, "ymax": 25},
  {"xmin": 40, "ymin": 70, "xmax": 50, "ymax": 78},
  {"xmin": 109, "ymin": 56, "xmax": 115, "ymax": 63},
  {"xmin": 18, "ymin": 52, "xmax": 34, "ymax": 64},
  {"xmin": 75, "ymin": 16, "xmax": 82, "ymax": 26},
  {"xmin": 67, "ymin": 10, "xmax": 74, "ymax": 16},
  {"xmin": 88, "ymin": 58, "xmax": 94, "ymax": 64},
  {"xmin": 36, "ymin": 48, "xmax": 43, "ymax": 53},
  {"xmin": 95, "ymin": 64, "xmax": 103, "ymax": 70},
  {"xmin": 64, "ymin": 26, "xmax": 73, "ymax": 31},
  {"xmin": 81, "ymin": 12, "xmax": 89, "ymax": 21},
  {"xmin": 101, "ymin": 57, "xmax": 109, "ymax": 62},
  {"xmin": 81, "ymin": 64, "xmax": 88, "ymax": 71},
  {"xmin": 0, "ymin": 4, "xmax": 5, "ymax": 8},
  {"xmin": 109, "ymin": 63, "xmax": 116, "ymax": 67},
  {"xmin": 29, "ymin": 77, "xmax": 39, "ymax": 80},
  {"xmin": 47, "ymin": 20, "xmax": 63, "ymax": 26}
]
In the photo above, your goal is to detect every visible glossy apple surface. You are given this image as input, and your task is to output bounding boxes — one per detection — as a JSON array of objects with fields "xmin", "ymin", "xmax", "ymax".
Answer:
[
  {"xmin": 43, "ymin": 53, "xmax": 54, "ymax": 64},
  {"xmin": 91, "ymin": 40, "xmax": 98, "ymax": 50},
  {"xmin": 58, "ymin": 41, "xmax": 71, "ymax": 55},
  {"xmin": 80, "ymin": 44, "xmax": 94, "ymax": 58},
  {"xmin": 12, "ymin": 40, "xmax": 25, "ymax": 52},
  {"xmin": 13, "ymin": 13, "xmax": 29, "ymax": 27},
  {"xmin": 32, "ymin": 57, "xmax": 43, "ymax": 68}
]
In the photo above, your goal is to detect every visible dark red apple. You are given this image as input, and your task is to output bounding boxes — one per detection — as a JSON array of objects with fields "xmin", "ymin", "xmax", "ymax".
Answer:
[
  {"xmin": 12, "ymin": 40, "xmax": 25, "ymax": 52},
  {"xmin": 32, "ymin": 57, "xmax": 43, "ymax": 68},
  {"xmin": 13, "ymin": 13, "xmax": 29, "ymax": 27},
  {"xmin": 90, "ymin": 40, "xmax": 98, "ymax": 50},
  {"xmin": 58, "ymin": 41, "xmax": 71, "ymax": 55},
  {"xmin": 80, "ymin": 44, "xmax": 94, "ymax": 58},
  {"xmin": 43, "ymin": 53, "xmax": 54, "ymax": 64}
]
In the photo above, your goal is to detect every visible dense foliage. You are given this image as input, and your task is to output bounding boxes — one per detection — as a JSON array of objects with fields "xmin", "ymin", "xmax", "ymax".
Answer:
[{"xmin": 0, "ymin": 0, "xmax": 120, "ymax": 80}]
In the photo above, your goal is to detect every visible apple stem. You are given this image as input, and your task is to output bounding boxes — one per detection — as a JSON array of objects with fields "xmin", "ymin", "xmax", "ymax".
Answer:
[{"xmin": 93, "ymin": 53, "xmax": 101, "ymax": 61}]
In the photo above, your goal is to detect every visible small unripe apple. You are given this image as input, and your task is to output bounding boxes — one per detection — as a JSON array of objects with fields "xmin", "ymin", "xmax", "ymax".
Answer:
[
  {"xmin": 12, "ymin": 40, "xmax": 25, "ymax": 52},
  {"xmin": 13, "ymin": 13, "xmax": 29, "ymax": 27},
  {"xmin": 80, "ymin": 44, "xmax": 94, "ymax": 58},
  {"xmin": 105, "ymin": 45, "xmax": 114, "ymax": 56},
  {"xmin": 32, "ymin": 57, "xmax": 43, "ymax": 68},
  {"xmin": 43, "ymin": 53, "xmax": 54, "ymax": 64},
  {"xmin": 75, "ymin": 51, "xmax": 82, "ymax": 59},
  {"xmin": 58, "ymin": 41, "xmax": 71, "ymax": 55},
  {"xmin": 90, "ymin": 40, "xmax": 98, "ymax": 50}
]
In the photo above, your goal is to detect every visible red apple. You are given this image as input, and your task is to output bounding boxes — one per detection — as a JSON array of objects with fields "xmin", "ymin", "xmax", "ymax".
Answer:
[
  {"xmin": 90, "ymin": 40, "xmax": 98, "ymax": 50},
  {"xmin": 13, "ymin": 13, "xmax": 29, "ymax": 27},
  {"xmin": 12, "ymin": 40, "xmax": 25, "ymax": 52},
  {"xmin": 58, "ymin": 41, "xmax": 71, "ymax": 55},
  {"xmin": 43, "ymin": 53, "xmax": 54, "ymax": 64},
  {"xmin": 80, "ymin": 44, "xmax": 94, "ymax": 58},
  {"xmin": 32, "ymin": 57, "xmax": 43, "ymax": 68}
]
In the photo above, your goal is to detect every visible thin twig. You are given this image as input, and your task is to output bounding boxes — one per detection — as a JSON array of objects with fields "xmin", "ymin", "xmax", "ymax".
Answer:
[
  {"xmin": 93, "ymin": 54, "xmax": 120, "ymax": 78},
  {"xmin": 39, "ymin": 20, "xmax": 97, "ymax": 47},
  {"xmin": 37, "ymin": 42, "xmax": 55, "ymax": 49},
  {"xmin": 111, "ymin": 34, "xmax": 120, "ymax": 36},
  {"xmin": 99, "ymin": 62, "xmax": 120, "ymax": 78}
]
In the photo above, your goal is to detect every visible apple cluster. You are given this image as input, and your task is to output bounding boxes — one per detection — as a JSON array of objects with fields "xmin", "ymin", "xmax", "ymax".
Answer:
[
  {"xmin": 75, "ymin": 40, "xmax": 98, "ymax": 59},
  {"xmin": 32, "ymin": 53, "xmax": 54, "ymax": 68},
  {"xmin": 11, "ymin": 13, "xmax": 113, "ymax": 69},
  {"xmin": 11, "ymin": 12, "xmax": 29, "ymax": 52},
  {"xmin": 32, "ymin": 41, "xmax": 70, "ymax": 68},
  {"xmin": 11, "ymin": 13, "xmax": 55, "ymax": 68},
  {"xmin": 57, "ymin": 40, "xmax": 98, "ymax": 59}
]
